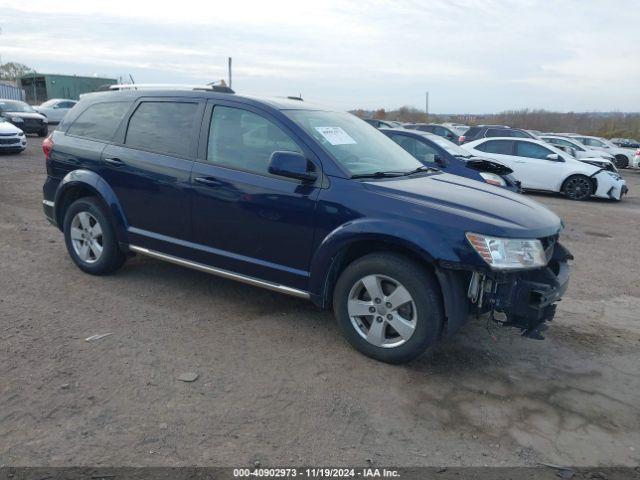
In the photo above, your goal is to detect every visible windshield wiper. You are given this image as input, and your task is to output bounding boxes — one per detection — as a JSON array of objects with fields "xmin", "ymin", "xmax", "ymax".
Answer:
[
  {"xmin": 351, "ymin": 171, "xmax": 407, "ymax": 179},
  {"xmin": 402, "ymin": 165, "xmax": 437, "ymax": 175}
]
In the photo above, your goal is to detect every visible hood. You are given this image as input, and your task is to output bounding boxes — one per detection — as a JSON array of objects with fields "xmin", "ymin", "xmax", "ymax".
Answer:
[
  {"xmin": 465, "ymin": 157, "xmax": 513, "ymax": 175},
  {"xmin": 2, "ymin": 111, "xmax": 46, "ymax": 121},
  {"xmin": 0, "ymin": 121, "xmax": 23, "ymax": 135},
  {"xmin": 363, "ymin": 172, "xmax": 562, "ymax": 238}
]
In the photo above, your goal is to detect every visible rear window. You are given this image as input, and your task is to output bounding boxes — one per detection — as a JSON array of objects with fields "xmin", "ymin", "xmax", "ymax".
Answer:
[
  {"xmin": 66, "ymin": 102, "xmax": 131, "ymax": 142},
  {"xmin": 125, "ymin": 101, "xmax": 199, "ymax": 157},
  {"xmin": 464, "ymin": 126, "xmax": 481, "ymax": 138}
]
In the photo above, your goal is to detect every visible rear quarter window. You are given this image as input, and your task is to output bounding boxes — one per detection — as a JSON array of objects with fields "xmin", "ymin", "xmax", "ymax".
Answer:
[{"xmin": 66, "ymin": 102, "xmax": 131, "ymax": 142}]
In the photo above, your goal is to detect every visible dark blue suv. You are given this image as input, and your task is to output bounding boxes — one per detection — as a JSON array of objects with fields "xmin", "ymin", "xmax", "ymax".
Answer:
[{"xmin": 42, "ymin": 88, "xmax": 571, "ymax": 363}]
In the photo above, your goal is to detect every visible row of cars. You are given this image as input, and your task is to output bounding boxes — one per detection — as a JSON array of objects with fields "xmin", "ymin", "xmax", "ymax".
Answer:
[
  {"xmin": 364, "ymin": 120, "xmax": 634, "ymax": 201},
  {"xmin": 0, "ymin": 98, "xmax": 77, "ymax": 154}
]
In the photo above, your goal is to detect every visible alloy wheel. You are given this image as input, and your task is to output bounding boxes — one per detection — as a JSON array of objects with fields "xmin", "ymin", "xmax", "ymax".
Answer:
[
  {"xmin": 70, "ymin": 211, "xmax": 104, "ymax": 264},
  {"xmin": 347, "ymin": 274, "xmax": 417, "ymax": 348},
  {"xmin": 565, "ymin": 176, "xmax": 591, "ymax": 200}
]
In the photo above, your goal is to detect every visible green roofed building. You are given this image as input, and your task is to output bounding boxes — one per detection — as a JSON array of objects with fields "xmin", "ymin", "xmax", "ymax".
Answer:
[{"xmin": 18, "ymin": 73, "xmax": 117, "ymax": 104}]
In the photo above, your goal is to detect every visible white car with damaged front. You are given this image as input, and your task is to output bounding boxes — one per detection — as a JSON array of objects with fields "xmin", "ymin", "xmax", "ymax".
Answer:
[{"xmin": 463, "ymin": 137, "xmax": 627, "ymax": 201}]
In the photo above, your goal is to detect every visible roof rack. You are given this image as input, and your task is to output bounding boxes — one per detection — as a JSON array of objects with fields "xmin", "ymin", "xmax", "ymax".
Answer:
[{"xmin": 107, "ymin": 84, "xmax": 235, "ymax": 94}]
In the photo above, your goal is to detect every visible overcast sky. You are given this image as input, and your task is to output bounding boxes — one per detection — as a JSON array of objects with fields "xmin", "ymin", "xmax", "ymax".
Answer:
[{"xmin": 1, "ymin": 0, "xmax": 639, "ymax": 113}]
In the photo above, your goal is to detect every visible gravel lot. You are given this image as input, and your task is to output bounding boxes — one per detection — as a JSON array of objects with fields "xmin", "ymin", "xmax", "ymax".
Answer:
[{"xmin": 1, "ymin": 134, "xmax": 639, "ymax": 467}]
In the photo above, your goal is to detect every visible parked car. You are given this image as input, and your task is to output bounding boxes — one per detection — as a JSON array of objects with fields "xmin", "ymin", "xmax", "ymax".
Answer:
[
  {"xmin": 610, "ymin": 138, "xmax": 640, "ymax": 149},
  {"xmin": 42, "ymin": 88, "xmax": 572, "ymax": 363},
  {"xmin": 381, "ymin": 128, "xmax": 520, "ymax": 191},
  {"xmin": 0, "ymin": 99, "xmax": 48, "ymax": 136},
  {"xmin": 401, "ymin": 123, "xmax": 461, "ymax": 144},
  {"xmin": 539, "ymin": 135, "xmax": 617, "ymax": 171},
  {"xmin": 0, "ymin": 117, "xmax": 26, "ymax": 153},
  {"xmin": 34, "ymin": 99, "xmax": 77, "ymax": 123},
  {"xmin": 459, "ymin": 125, "xmax": 535, "ymax": 144},
  {"xmin": 566, "ymin": 134, "xmax": 635, "ymax": 169},
  {"xmin": 363, "ymin": 118, "xmax": 401, "ymax": 128},
  {"xmin": 463, "ymin": 137, "xmax": 627, "ymax": 201},
  {"xmin": 442, "ymin": 123, "xmax": 470, "ymax": 136}
]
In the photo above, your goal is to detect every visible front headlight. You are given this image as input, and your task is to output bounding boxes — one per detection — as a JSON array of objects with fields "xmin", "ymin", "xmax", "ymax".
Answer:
[
  {"xmin": 10, "ymin": 116, "xmax": 24, "ymax": 123},
  {"xmin": 478, "ymin": 172, "xmax": 506, "ymax": 187},
  {"xmin": 606, "ymin": 171, "xmax": 621, "ymax": 180},
  {"xmin": 466, "ymin": 232, "xmax": 547, "ymax": 270}
]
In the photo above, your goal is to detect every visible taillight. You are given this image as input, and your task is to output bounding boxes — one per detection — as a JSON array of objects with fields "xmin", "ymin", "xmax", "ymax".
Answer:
[
  {"xmin": 459, "ymin": 135, "xmax": 466, "ymax": 144},
  {"xmin": 42, "ymin": 135, "xmax": 54, "ymax": 161},
  {"xmin": 635, "ymin": 148, "xmax": 640, "ymax": 156}
]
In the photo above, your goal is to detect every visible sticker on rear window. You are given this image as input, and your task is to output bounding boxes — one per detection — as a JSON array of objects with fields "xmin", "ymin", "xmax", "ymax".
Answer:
[{"xmin": 314, "ymin": 126, "xmax": 357, "ymax": 145}]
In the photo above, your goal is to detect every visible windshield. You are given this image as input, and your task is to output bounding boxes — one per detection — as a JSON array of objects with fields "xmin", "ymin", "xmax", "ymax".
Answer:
[
  {"xmin": 286, "ymin": 110, "xmax": 423, "ymax": 176},
  {"xmin": 424, "ymin": 133, "xmax": 472, "ymax": 157},
  {"xmin": 0, "ymin": 100, "xmax": 36, "ymax": 113}
]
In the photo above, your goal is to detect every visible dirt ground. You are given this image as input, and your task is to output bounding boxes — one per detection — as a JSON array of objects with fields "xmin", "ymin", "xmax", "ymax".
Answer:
[{"xmin": 1, "ymin": 134, "xmax": 639, "ymax": 468}]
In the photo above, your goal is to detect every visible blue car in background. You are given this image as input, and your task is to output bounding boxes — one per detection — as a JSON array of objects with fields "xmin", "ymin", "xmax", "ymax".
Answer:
[{"xmin": 381, "ymin": 128, "xmax": 521, "ymax": 192}]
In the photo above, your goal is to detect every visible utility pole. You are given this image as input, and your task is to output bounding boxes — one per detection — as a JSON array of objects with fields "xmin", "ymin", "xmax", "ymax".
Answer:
[
  {"xmin": 228, "ymin": 57, "xmax": 232, "ymax": 89},
  {"xmin": 425, "ymin": 91, "xmax": 429, "ymax": 122}
]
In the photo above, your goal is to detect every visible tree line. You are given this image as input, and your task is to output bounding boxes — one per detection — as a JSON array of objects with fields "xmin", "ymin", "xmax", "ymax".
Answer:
[{"xmin": 352, "ymin": 107, "xmax": 640, "ymax": 139}]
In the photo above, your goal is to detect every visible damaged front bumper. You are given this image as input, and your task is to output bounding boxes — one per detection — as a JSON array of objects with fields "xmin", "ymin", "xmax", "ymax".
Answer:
[
  {"xmin": 436, "ymin": 240, "xmax": 573, "ymax": 339},
  {"xmin": 592, "ymin": 170, "xmax": 627, "ymax": 200}
]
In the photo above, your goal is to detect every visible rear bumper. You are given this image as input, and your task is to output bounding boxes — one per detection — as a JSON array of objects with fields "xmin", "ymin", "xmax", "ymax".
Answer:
[{"xmin": 437, "ymin": 242, "xmax": 572, "ymax": 338}]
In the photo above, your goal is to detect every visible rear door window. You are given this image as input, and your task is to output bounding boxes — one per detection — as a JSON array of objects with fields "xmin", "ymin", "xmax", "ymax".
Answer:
[
  {"xmin": 66, "ymin": 102, "xmax": 131, "ymax": 141},
  {"xmin": 515, "ymin": 141, "xmax": 553, "ymax": 159},
  {"xmin": 476, "ymin": 140, "xmax": 514, "ymax": 155},
  {"xmin": 125, "ymin": 101, "xmax": 199, "ymax": 158}
]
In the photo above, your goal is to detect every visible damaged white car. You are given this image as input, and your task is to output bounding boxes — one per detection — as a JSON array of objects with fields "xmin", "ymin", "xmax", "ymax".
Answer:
[{"xmin": 463, "ymin": 137, "xmax": 628, "ymax": 201}]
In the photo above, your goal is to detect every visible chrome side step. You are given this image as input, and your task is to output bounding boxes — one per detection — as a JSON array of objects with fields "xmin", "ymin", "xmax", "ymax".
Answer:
[{"xmin": 129, "ymin": 245, "xmax": 310, "ymax": 299}]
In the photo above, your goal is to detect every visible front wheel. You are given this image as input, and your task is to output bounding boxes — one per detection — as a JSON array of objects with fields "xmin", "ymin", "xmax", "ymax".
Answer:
[
  {"xmin": 333, "ymin": 253, "xmax": 444, "ymax": 364},
  {"xmin": 562, "ymin": 174, "xmax": 593, "ymax": 201},
  {"xmin": 63, "ymin": 197, "xmax": 126, "ymax": 275},
  {"xmin": 614, "ymin": 155, "xmax": 629, "ymax": 169}
]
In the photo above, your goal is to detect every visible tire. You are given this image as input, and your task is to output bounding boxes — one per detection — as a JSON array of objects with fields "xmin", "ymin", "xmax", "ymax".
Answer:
[
  {"xmin": 63, "ymin": 197, "xmax": 126, "ymax": 275},
  {"xmin": 38, "ymin": 127, "xmax": 48, "ymax": 137},
  {"xmin": 333, "ymin": 253, "xmax": 444, "ymax": 364},
  {"xmin": 614, "ymin": 155, "xmax": 629, "ymax": 169},
  {"xmin": 562, "ymin": 174, "xmax": 593, "ymax": 201}
]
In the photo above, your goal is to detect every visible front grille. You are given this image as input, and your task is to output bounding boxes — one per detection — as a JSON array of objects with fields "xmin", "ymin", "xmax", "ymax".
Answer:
[
  {"xmin": 0, "ymin": 138, "xmax": 19, "ymax": 145},
  {"xmin": 23, "ymin": 118, "xmax": 43, "ymax": 127}
]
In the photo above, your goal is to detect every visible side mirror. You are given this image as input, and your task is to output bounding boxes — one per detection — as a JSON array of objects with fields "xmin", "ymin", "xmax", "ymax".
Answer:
[
  {"xmin": 268, "ymin": 151, "xmax": 317, "ymax": 182},
  {"xmin": 546, "ymin": 153, "xmax": 560, "ymax": 161},
  {"xmin": 434, "ymin": 154, "xmax": 447, "ymax": 167}
]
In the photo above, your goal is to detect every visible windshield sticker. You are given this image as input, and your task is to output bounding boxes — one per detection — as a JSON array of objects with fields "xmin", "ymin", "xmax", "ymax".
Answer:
[{"xmin": 315, "ymin": 126, "xmax": 357, "ymax": 145}]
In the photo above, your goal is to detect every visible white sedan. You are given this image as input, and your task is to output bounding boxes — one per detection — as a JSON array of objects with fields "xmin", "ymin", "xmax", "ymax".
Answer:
[
  {"xmin": 34, "ymin": 99, "xmax": 77, "ymax": 123},
  {"xmin": 463, "ymin": 137, "xmax": 627, "ymax": 201},
  {"xmin": 0, "ymin": 117, "xmax": 26, "ymax": 153},
  {"xmin": 567, "ymin": 134, "xmax": 636, "ymax": 169}
]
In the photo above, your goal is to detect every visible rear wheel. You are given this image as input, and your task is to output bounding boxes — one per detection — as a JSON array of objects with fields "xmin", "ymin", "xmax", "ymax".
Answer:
[
  {"xmin": 614, "ymin": 155, "xmax": 629, "ymax": 169},
  {"xmin": 63, "ymin": 197, "xmax": 125, "ymax": 275},
  {"xmin": 562, "ymin": 174, "xmax": 593, "ymax": 201},
  {"xmin": 333, "ymin": 253, "xmax": 444, "ymax": 364}
]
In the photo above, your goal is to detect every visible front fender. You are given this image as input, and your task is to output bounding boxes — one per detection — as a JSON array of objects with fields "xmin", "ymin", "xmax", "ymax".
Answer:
[
  {"xmin": 54, "ymin": 169, "xmax": 128, "ymax": 244},
  {"xmin": 309, "ymin": 218, "xmax": 441, "ymax": 303}
]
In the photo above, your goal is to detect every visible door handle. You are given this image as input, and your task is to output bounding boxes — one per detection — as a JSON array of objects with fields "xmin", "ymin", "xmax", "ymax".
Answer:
[
  {"xmin": 194, "ymin": 176, "xmax": 222, "ymax": 186},
  {"xmin": 104, "ymin": 157, "xmax": 125, "ymax": 166}
]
